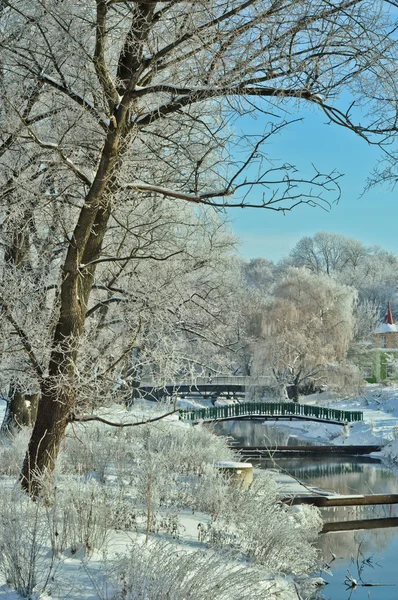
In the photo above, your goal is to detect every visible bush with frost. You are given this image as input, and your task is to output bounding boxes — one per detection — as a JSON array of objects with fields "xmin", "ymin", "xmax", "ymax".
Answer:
[
  {"xmin": 127, "ymin": 423, "xmax": 236, "ymax": 538},
  {"xmin": 59, "ymin": 421, "xmax": 234, "ymax": 483},
  {"xmin": 0, "ymin": 426, "xmax": 31, "ymax": 475},
  {"xmin": 49, "ymin": 479, "xmax": 139, "ymax": 555},
  {"xmin": 59, "ymin": 421, "xmax": 236, "ymax": 540},
  {"xmin": 130, "ymin": 422, "xmax": 235, "ymax": 475},
  {"xmin": 59, "ymin": 426, "xmax": 123, "ymax": 481},
  {"xmin": 0, "ymin": 486, "xmax": 59, "ymax": 598},
  {"xmin": 198, "ymin": 472, "xmax": 322, "ymax": 574},
  {"xmin": 104, "ymin": 540, "xmax": 274, "ymax": 600},
  {"xmin": 125, "ymin": 421, "xmax": 235, "ymax": 478}
]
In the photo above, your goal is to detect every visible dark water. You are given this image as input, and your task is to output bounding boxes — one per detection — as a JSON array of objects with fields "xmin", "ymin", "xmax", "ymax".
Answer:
[{"xmin": 212, "ymin": 420, "xmax": 398, "ymax": 600}]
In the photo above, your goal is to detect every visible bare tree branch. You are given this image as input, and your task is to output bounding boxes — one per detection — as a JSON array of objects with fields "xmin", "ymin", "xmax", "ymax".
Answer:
[
  {"xmin": 70, "ymin": 409, "xmax": 180, "ymax": 427},
  {"xmin": 0, "ymin": 297, "xmax": 44, "ymax": 380}
]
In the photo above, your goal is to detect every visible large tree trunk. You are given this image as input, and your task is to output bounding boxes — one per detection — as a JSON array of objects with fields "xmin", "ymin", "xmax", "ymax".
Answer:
[
  {"xmin": 20, "ymin": 201, "xmax": 114, "ymax": 496},
  {"xmin": 20, "ymin": 2, "xmax": 155, "ymax": 497},
  {"xmin": 291, "ymin": 372, "xmax": 302, "ymax": 403},
  {"xmin": 291, "ymin": 383, "xmax": 300, "ymax": 403},
  {"xmin": 20, "ymin": 139, "xmax": 119, "ymax": 496}
]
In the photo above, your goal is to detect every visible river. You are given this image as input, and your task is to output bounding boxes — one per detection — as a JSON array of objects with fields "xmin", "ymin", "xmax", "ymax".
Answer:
[{"xmin": 211, "ymin": 419, "xmax": 398, "ymax": 600}]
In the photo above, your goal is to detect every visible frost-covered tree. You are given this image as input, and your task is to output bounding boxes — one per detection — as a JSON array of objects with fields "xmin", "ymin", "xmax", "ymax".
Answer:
[
  {"xmin": 287, "ymin": 233, "xmax": 398, "ymax": 305},
  {"xmin": 241, "ymin": 258, "xmax": 277, "ymax": 293},
  {"xmin": 253, "ymin": 268, "xmax": 357, "ymax": 400},
  {"xmin": 1, "ymin": 0, "xmax": 398, "ymax": 493},
  {"xmin": 287, "ymin": 232, "xmax": 398, "ymax": 328},
  {"xmin": 288, "ymin": 232, "xmax": 369, "ymax": 276}
]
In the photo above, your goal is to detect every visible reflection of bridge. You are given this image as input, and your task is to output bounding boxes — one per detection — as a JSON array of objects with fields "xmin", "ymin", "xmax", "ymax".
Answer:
[
  {"xmin": 178, "ymin": 402, "xmax": 363, "ymax": 426},
  {"xmin": 138, "ymin": 376, "xmax": 273, "ymax": 400}
]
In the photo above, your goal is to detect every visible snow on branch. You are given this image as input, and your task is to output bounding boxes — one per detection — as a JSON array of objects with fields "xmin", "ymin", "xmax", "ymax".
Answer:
[
  {"xmin": 80, "ymin": 249, "xmax": 183, "ymax": 269},
  {"xmin": 70, "ymin": 409, "xmax": 179, "ymax": 427},
  {"xmin": 122, "ymin": 168, "xmax": 341, "ymax": 210},
  {"xmin": 39, "ymin": 72, "xmax": 110, "ymax": 130},
  {"xmin": 0, "ymin": 297, "xmax": 44, "ymax": 380},
  {"xmin": 134, "ymin": 85, "xmax": 323, "ymax": 127},
  {"xmin": 27, "ymin": 130, "xmax": 93, "ymax": 186}
]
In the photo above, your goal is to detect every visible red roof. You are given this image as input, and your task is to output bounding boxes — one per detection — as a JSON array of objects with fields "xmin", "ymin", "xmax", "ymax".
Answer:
[{"xmin": 384, "ymin": 301, "xmax": 395, "ymax": 325}]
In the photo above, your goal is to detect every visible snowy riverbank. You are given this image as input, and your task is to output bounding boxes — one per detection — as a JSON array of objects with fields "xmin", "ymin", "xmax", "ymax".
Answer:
[
  {"xmin": 0, "ymin": 398, "xmax": 323, "ymax": 600},
  {"xmin": 1, "ymin": 385, "xmax": 397, "ymax": 599},
  {"xmin": 291, "ymin": 385, "xmax": 398, "ymax": 463}
]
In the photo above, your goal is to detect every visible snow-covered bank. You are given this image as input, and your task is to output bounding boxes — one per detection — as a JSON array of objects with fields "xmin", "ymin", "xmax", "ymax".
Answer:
[
  {"xmin": 2, "ymin": 385, "xmax": 396, "ymax": 600},
  {"xmin": 0, "ymin": 400, "xmax": 322, "ymax": 600},
  {"xmin": 289, "ymin": 385, "xmax": 398, "ymax": 465}
]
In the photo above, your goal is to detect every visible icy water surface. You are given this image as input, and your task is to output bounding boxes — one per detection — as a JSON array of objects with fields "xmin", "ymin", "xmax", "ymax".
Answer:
[{"xmin": 212, "ymin": 419, "xmax": 398, "ymax": 600}]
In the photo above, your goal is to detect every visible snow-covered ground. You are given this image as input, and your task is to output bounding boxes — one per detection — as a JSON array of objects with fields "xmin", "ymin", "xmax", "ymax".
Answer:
[
  {"xmin": 0, "ymin": 397, "xmax": 322, "ymax": 600},
  {"xmin": 295, "ymin": 385, "xmax": 398, "ymax": 463},
  {"xmin": 1, "ymin": 385, "xmax": 397, "ymax": 600}
]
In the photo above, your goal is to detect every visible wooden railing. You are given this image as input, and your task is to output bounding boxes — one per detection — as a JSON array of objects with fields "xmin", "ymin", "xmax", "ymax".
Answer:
[{"xmin": 178, "ymin": 402, "xmax": 363, "ymax": 424}]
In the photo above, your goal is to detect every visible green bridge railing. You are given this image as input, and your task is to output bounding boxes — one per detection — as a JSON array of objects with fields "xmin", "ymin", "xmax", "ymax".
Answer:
[{"xmin": 178, "ymin": 402, "xmax": 363, "ymax": 424}]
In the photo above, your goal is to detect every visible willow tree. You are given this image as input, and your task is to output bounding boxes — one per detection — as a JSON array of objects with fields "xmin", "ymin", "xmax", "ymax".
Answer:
[
  {"xmin": 252, "ymin": 268, "xmax": 358, "ymax": 400},
  {"xmin": 0, "ymin": 0, "xmax": 397, "ymax": 495}
]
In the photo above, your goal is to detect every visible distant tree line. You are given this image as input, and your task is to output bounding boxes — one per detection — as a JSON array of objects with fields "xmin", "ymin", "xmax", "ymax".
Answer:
[{"xmin": 237, "ymin": 231, "xmax": 398, "ymax": 399}]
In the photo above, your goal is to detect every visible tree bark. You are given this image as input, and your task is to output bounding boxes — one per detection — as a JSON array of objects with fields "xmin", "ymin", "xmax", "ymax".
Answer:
[
  {"xmin": 291, "ymin": 372, "xmax": 301, "ymax": 402},
  {"xmin": 20, "ymin": 128, "xmax": 120, "ymax": 495},
  {"xmin": 291, "ymin": 384, "xmax": 299, "ymax": 402}
]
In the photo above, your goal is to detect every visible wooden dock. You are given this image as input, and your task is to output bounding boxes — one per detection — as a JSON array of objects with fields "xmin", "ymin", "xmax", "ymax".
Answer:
[
  {"xmin": 322, "ymin": 517, "xmax": 398, "ymax": 533},
  {"xmin": 233, "ymin": 444, "xmax": 382, "ymax": 457},
  {"xmin": 283, "ymin": 493, "xmax": 398, "ymax": 507}
]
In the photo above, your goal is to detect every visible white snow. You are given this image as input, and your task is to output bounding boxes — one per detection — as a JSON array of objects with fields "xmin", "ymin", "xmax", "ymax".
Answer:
[
  {"xmin": 2, "ymin": 386, "xmax": 398, "ymax": 599},
  {"xmin": 215, "ymin": 461, "xmax": 253, "ymax": 469},
  {"xmin": 292, "ymin": 385, "xmax": 398, "ymax": 464},
  {"xmin": 177, "ymin": 385, "xmax": 398, "ymax": 462},
  {"xmin": 0, "ymin": 397, "xmax": 320, "ymax": 600},
  {"xmin": 374, "ymin": 322, "xmax": 398, "ymax": 333}
]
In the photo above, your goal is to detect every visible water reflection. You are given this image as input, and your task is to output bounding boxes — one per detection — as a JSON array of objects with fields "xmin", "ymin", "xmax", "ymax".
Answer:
[
  {"xmin": 211, "ymin": 419, "xmax": 316, "ymax": 446},
  {"xmin": 212, "ymin": 418, "xmax": 398, "ymax": 597},
  {"xmin": 316, "ymin": 531, "xmax": 398, "ymax": 600},
  {"xmin": 259, "ymin": 457, "xmax": 381, "ymax": 483}
]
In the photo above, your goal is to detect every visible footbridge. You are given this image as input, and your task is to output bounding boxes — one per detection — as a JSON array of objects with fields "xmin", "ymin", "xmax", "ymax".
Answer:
[
  {"xmin": 178, "ymin": 401, "xmax": 363, "ymax": 426},
  {"xmin": 138, "ymin": 376, "xmax": 273, "ymax": 400}
]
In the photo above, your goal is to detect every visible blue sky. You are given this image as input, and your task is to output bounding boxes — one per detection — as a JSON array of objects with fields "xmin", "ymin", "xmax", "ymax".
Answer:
[{"xmin": 230, "ymin": 102, "xmax": 397, "ymax": 262}]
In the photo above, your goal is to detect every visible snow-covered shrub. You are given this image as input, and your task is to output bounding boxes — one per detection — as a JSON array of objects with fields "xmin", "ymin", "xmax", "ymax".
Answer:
[
  {"xmin": 60, "ymin": 424, "xmax": 143, "ymax": 483},
  {"xmin": 59, "ymin": 426, "xmax": 117, "ymax": 481},
  {"xmin": 132, "ymin": 446, "xmax": 180, "ymax": 541},
  {"xmin": 60, "ymin": 419, "xmax": 235, "ymax": 491},
  {"xmin": 0, "ymin": 486, "xmax": 58, "ymax": 598},
  {"xmin": 49, "ymin": 480, "xmax": 136, "ymax": 555},
  {"xmin": 108, "ymin": 492, "xmax": 138, "ymax": 532},
  {"xmin": 119, "ymin": 422, "xmax": 236, "ymax": 537},
  {"xmin": 191, "ymin": 465, "xmax": 231, "ymax": 519},
  {"xmin": 104, "ymin": 540, "xmax": 273, "ymax": 600},
  {"xmin": 0, "ymin": 426, "xmax": 31, "ymax": 475},
  {"xmin": 199, "ymin": 473, "xmax": 322, "ymax": 574},
  {"xmin": 128, "ymin": 422, "xmax": 235, "ymax": 476}
]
